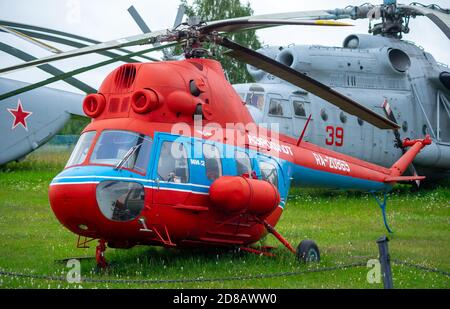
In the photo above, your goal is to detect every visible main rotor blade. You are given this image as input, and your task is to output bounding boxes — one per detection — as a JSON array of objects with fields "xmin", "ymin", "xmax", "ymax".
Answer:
[
  {"xmin": 0, "ymin": 19, "xmax": 157, "ymax": 62},
  {"xmin": 219, "ymin": 38, "xmax": 399, "ymax": 130},
  {"xmin": 400, "ymin": 4, "xmax": 450, "ymax": 39},
  {"xmin": 128, "ymin": 5, "xmax": 152, "ymax": 34},
  {"xmin": 0, "ymin": 27, "xmax": 159, "ymax": 63},
  {"xmin": 0, "ymin": 29, "xmax": 169, "ymax": 75},
  {"xmin": 0, "ymin": 8, "xmax": 351, "ymax": 75},
  {"xmin": 200, "ymin": 19, "xmax": 352, "ymax": 33},
  {"xmin": 0, "ymin": 24, "xmax": 62, "ymax": 54},
  {"xmin": 0, "ymin": 42, "xmax": 178, "ymax": 101},
  {"xmin": 174, "ymin": 5, "xmax": 186, "ymax": 28},
  {"xmin": 200, "ymin": 9, "xmax": 350, "ymax": 33},
  {"xmin": 0, "ymin": 42, "xmax": 96, "ymax": 94}
]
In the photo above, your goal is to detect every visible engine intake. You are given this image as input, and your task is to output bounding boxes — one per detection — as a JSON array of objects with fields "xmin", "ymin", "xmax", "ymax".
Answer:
[
  {"xmin": 83, "ymin": 94, "xmax": 106, "ymax": 118},
  {"xmin": 387, "ymin": 48, "xmax": 411, "ymax": 73},
  {"xmin": 439, "ymin": 72, "xmax": 450, "ymax": 91}
]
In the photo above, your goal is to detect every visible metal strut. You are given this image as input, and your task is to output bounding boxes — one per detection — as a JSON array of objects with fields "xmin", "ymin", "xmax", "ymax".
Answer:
[
  {"xmin": 261, "ymin": 220, "xmax": 296, "ymax": 255},
  {"xmin": 371, "ymin": 192, "xmax": 393, "ymax": 234},
  {"xmin": 239, "ymin": 246, "xmax": 275, "ymax": 257},
  {"xmin": 76, "ymin": 235, "xmax": 97, "ymax": 249},
  {"xmin": 95, "ymin": 239, "xmax": 108, "ymax": 269}
]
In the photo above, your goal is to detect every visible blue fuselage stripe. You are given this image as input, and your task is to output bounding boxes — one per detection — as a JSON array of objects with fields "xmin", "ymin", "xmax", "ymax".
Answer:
[{"xmin": 291, "ymin": 164, "xmax": 391, "ymax": 192}]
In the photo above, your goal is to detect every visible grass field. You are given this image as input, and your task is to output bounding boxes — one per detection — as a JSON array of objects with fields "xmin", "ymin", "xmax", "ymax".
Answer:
[{"xmin": 0, "ymin": 148, "xmax": 449, "ymax": 289}]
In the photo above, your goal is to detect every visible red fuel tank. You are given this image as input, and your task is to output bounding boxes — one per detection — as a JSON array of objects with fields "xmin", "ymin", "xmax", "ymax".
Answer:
[{"xmin": 209, "ymin": 176, "xmax": 280, "ymax": 216}]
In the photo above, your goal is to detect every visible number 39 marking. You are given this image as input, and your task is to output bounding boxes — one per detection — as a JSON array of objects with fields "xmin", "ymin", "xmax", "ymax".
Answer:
[{"xmin": 326, "ymin": 126, "xmax": 344, "ymax": 147}]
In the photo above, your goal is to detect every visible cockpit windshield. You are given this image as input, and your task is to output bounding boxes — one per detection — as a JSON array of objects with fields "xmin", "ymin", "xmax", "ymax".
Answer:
[
  {"xmin": 90, "ymin": 130, "xmax": 152, "ymax": 174},
  {"xmin": 66, "ymin": 131, "xmax": 96, "ymax": 168}
]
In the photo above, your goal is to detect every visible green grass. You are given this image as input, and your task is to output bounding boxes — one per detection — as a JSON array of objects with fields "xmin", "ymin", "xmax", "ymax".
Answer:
[{"xmin": 0, "ymin": 149, "xmax": 449, "ymax": 289}]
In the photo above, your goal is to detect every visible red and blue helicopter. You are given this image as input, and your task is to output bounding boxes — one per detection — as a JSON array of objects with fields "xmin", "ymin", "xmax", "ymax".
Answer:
[{"xmin": 12, "ymin": 14, "xmax": 427, "ymax": 268}]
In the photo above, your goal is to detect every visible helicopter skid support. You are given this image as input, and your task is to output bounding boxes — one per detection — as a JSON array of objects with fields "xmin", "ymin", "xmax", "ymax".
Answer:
[
  {"xmin": 152, "ymin": 225, "xmax": 176, "ymax": 248},
  {"xmin": 239, "ymin": 246, "xmax": 275, "ymax": 257},
  {"xmin": 261, "ymin": 220, "xmax": 296, "ymax": 255},
  {"xmin": 95, "ymin": 239, "xmax": 108, "ymax": 269},
  {"xmin": 77, "ymin": 235, "xmax": 97, "ymax": 249}
]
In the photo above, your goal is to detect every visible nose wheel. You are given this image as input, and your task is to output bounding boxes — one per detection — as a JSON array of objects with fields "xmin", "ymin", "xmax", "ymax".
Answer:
[
  {"xmin": 296, "ymin": 240, "xmax": 320, "ymax": 263},
  {"xmin": 261, "ymin": 219, "xmax": 320, "ymax": 263}
]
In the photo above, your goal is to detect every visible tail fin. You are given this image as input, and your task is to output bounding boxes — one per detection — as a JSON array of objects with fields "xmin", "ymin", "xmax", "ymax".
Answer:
[{"xmin": 385, "ymin": 135, "xmax": 432, "ymax": 182}]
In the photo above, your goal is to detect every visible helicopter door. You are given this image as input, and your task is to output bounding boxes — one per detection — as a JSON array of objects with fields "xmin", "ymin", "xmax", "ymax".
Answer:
[
  {"xmin": 265, "ymin": 94, "xmax": 293, "ymax": 136},
  {"xmin": 290, "ymin": 96, "xmax": 311, "ymax": 139},
  {"xmin": 151, "ymin": 134, "xmax": 191, "ymax": 206}
]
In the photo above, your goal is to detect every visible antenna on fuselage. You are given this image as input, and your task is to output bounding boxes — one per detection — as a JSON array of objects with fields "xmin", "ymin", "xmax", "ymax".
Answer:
[{"xmin": 297, "ymin": 114, "xmax": 312, "ymax": 146}]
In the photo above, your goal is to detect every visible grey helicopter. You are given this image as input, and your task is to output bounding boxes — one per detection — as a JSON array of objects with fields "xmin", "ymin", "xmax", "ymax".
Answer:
[
  {"xmin": 232, "ymin": 1, "xmax": 450, "ymax": 183},
  {"xmin": 0, "ymin": 1, "xmax": 448, "ymax": 187},
  {"xmin": 0, "ymin": 77, "xmax": 84, "ymax": 165}
]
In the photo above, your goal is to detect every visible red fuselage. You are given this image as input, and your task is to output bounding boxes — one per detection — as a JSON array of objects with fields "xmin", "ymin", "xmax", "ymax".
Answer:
[{"xmin": 49, "ymin": 59, "xmax": 428, "ymax": 250}]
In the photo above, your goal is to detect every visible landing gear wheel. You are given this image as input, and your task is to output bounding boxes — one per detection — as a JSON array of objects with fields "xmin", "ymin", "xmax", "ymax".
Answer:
[{"xmin": 296, "ymin": 240, "xmax": 320, "ymax": 263}]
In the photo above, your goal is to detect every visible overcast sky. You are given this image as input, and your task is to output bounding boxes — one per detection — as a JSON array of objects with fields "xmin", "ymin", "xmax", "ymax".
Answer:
[{"xmin": 0, "ymin": 0, "xmax": 449, "ymax": 94}]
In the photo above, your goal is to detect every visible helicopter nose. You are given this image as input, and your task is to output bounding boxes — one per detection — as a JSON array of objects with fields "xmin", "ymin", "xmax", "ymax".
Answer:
[
  {"xmin": 49, "ymin": 182, "xmax": 101, "ymax": 238},
  {"xmin": 49, "ymin": 172, "xmax": 148, "ymax": 240}
]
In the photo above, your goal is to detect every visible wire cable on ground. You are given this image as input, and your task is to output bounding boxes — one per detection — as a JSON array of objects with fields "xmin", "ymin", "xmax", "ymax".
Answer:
[
  {"xmin": 392, "ymin": 259, "xmax": 450, "ymax": 277},
  {"xmin": 0, "ymin": 259, "xmax": 448, "ymax": 285},
  {"xmin": 1, "ymin": 262, "xmax": 367, "ymax": 284}
]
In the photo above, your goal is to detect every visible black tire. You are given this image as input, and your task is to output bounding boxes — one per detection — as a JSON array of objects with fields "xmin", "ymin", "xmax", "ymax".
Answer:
[{"xmin": 296, "ymin": 240, "xmax": 320, "ymax": 263}]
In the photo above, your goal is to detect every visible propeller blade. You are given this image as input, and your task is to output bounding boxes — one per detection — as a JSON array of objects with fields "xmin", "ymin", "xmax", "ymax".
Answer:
[
  {"xmin": 219, "ymin": 37, "xmax": 399, "ymax": 130},
  {"xmin": 0, "ymin": 29, "xmax": 169, "ymax": 75},
  {"xmin": 0, "ymin": 24, "xmax": 62, "ymax": 54},
  {"xmin": 128, "ymin": 5, "xmax": 152, "ymax": 34},
  {"xmin": 400, "ymin": 4, "xmax": 450, "ymax": 39},
  {"xmin": 200, "ymin": 19, "xmax": 352, "ymax": 33},
  {"xmin": 0, "ymin": 42, "xmax": 178, "ymax": 101}
]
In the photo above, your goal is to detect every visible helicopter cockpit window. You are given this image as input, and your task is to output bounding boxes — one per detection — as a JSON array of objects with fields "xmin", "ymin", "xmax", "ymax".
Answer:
[
  {"xmin": 269, "ymin": 98, "xmax": 291, "ymax": 117},
  {"xmin": 157, "ymin": 141, "xmax": 189, "ymax": 183},
  {"xmin": 259, "ymin": 161, "xmax": 278, "ymax": 188},
  {"xmin": 293, "ymin": 101, "xmax": 307, "ymax": 117},
  {"xmin": 66, "ymin": 131, "xmax": 96, "ymax": 168},
  {"xmin": 245, "ymin": 93, "xmax": 265, "ymax": 110},
  {"xmin": 90, "ymin": 130, "xmax": 153, "ymax": 174},
  {"xmin": 96, "ymin": 181, "xmax": 145, "ymax": 222},
  {"xmin": 203, "ymin": 144, "xmax": 222, "ymax": 182},
  {"xmin": 235, "ymin": 151, "xmax": 252, "ymax": 176}
]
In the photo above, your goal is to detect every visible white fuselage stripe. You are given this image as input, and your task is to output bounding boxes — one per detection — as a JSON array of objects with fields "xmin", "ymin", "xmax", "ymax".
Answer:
[
  {"xmin": 53, "ymin": 176, "xmax": 210, "ymax": 188},
  {"xmin": 50, "ymin": 181, "xmax": 210, "ymax": 195}
]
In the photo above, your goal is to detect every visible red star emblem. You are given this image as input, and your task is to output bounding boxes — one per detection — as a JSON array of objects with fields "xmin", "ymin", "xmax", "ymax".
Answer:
[{"xmin": 7, "ymin": 99, "xmax": 32, "ymax": 131}]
